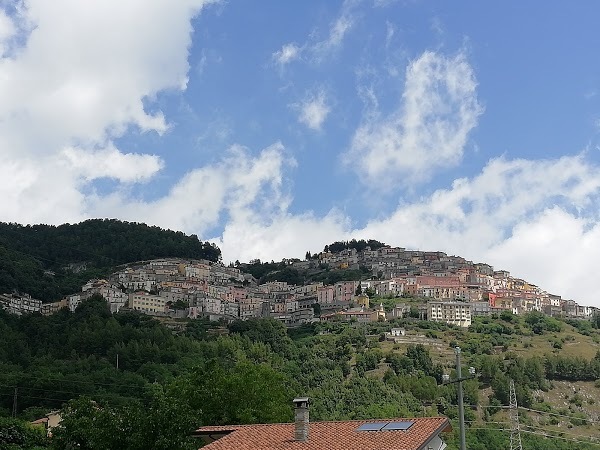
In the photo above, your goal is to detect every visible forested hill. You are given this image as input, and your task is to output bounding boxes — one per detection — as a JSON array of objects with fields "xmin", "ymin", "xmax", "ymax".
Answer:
[{"xmin": 0, "ymin": 219, "xmax": 220, "ymax": 302}]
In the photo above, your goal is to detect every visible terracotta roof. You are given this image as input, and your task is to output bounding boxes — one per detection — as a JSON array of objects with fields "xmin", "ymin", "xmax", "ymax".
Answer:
[{"xmin": 195, "ymin": 416, "xmax": 451, "ymax": 450}]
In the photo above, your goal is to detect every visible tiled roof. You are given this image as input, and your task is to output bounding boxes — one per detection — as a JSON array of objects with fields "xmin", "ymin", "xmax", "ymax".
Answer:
[{"xmin": 195, "ymin": 416, "xmax": 451, "ymax": 450}]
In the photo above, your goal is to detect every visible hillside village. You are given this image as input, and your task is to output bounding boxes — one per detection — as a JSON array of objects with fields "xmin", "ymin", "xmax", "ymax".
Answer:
[{"xmin": 1, "ymin": 244, "xmax": 597, "ymax": 326}]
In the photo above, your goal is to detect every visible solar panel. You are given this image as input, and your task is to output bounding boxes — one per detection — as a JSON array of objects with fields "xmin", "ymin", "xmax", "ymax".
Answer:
[
  {"xmin": 356, "ymin": 422, "xmax": 387, "ymax": 432},
  {"xmin": 382, "ymin": 421, "xmax": 414, "ymax": 431}
]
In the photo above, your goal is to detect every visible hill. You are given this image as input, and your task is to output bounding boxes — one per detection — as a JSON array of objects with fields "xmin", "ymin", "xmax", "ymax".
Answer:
[
  {"xmin": 1, "ymin": 299, "xmax": 600, "ymax": 449},
  {"xmin": 0, "ymin": 219, "xmax": 220, "ymax": 302}
]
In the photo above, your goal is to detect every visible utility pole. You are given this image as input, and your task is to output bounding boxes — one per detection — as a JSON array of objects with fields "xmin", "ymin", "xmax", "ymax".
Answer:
[
  {"xmin": 442, "ymin": 347, "xmax": 476, "ymax": 450},
  {"xmin": 509, "ymin": 379, "xmax": 523, "ymax": 450},
  {"xmin": 455, "ymin": 347, "xmax": 467, "ymax": 450},
  {"xmin": 116, "ymin": 353, "xmax": 119, "ymax": 370},
  {"xmin": 12, "ymin": 387, "xmax": 17, "ymax": 418}
]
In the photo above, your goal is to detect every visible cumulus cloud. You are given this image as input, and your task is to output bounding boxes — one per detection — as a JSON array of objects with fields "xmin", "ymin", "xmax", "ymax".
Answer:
[
  {"xmin": 215, "ymin": 210, "xmax": 350, "ymax": 264},
  {"xmin": 295, "ymin": 89, "xmax": 331, "ymax": 131},
  {"xmin": 62, "ymin": 145, "xmax": 164, "ymax": 183},
  {"xmin": 356, "ymin": 154, "xmax": 600, "ymax": 304},
  {"xmin": 359, "ymin": 155, "xmax": 600, "ymax": 252},
  {"xmin": 213, "ymin": 153, "xmax": 600, "ymax": 307},
  {"xmin": 88, "ymin": 142, "xmax": 294, "ymax": 237},
  {"xmin": 0, "ymin": 9, "xmax": 15, "ymax": 56},
  {"xmin": 0, "ymin": 0, "xmax": 218, "ymax": 224},
  {"xmin": 345, "ymin": 50, "xmax": 483, "ymax": 187}
]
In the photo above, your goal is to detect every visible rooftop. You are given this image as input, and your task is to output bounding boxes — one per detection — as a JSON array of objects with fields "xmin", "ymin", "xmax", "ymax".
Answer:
[{"xmin": 195, "ymin": 416, "xmax": 451, "ymax": 450}]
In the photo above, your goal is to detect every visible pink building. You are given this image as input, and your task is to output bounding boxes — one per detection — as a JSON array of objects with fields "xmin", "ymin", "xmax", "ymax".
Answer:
[
  {"xmin": 334, "ymin": 281, "xmax": 356, "ymax": 303},
  {"xmin": 317, "ymin": 286, "xmax": 334, "ymax": 304}
]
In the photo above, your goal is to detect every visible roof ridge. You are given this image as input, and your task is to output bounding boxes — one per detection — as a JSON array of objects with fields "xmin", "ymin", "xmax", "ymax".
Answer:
[{"xmin": 197, "ymin": 416, "xmax": 445, "ymax": 429}]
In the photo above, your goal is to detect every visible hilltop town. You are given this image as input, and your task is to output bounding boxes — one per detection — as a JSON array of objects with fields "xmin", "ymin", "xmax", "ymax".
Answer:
[{"xmin": 2, "ymin": 243, "xmax": 596, "ymax": 326}]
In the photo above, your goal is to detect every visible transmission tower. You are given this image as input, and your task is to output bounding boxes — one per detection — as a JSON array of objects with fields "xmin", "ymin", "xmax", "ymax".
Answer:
[{"xmin": 509, "ymin": 379, "xmax": 523, "ymax": 450}]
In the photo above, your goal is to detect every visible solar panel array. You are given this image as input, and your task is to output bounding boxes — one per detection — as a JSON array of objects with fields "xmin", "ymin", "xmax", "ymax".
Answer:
[{"xmin": 356, "ymin": 421, "xmax": 414, "ymax": 432}]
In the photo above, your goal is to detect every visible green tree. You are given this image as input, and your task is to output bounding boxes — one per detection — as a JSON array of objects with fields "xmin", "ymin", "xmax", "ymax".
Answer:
[
  {"xmin": 0, "ymin": 416, "xmax": 49, "ymax": 449},
  {"xmin": 180, "ymin": 360, "xmax": 293, "ymax": 425},
  {"xmin": 51, "ymin": 387, "xmax": 197, "ymax": 450},
  {"xmin": 312, "ymin": 303, "xmax": 321, "ymax": 317}
]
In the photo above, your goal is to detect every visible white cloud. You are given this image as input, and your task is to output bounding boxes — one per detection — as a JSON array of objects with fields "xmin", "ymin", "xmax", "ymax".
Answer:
[
  {"xmin": 385, "ymin": 21, "xmax": 394, "ymax": 48},
  {"xmin": 214, "ymin": 210, "xmax": 350, "ymax": 263},
  {"xmin": 359, "ymin": 154, "xmax": 600, "ymax": 252},
  {"xmin": 88, "ymin": 142, "xmax": 294, "ymax": 238},
  {"xmin": 214, "ymin": 153, "xmax": 600, "ymax": 307},
  {"xmin": 373, "ymin": 0, "xmax": 400, "ymax": 7},
  {"xmin": 272, "ymin": 0, "xmax": 357, "ymax": 68},
  {"xmin": 312, "ymin": 13, "xmax": 354, "ymax": 61},
  {"xmin": 345, "ymin": 50, "xmax": 483, "ymax": 187},
  {"xmin": 356, "ymin": 154, "xmax": 600, "ymax": 305},
  {"xmin": 0, "ymin": 9, "xmax": 15, "ymax": 56},
  {"xmin": 272, "ymin": 43, "xmax": 301, "ymax": 67},
  {"xmin": 62, "ymin": 145, "xmax": 164, "ymax": 183},
  {"xmin": 295, "ymin": 89, "xmax": 331, "ymax": 131},
  {"xmin": 0, "ymin": 0, "xmax": 216, "ymax": 157},
  {"xmin": 0, "ymin": 0, "xmax": 218, "ymax": 224},
  {"xmin": 484, "ymin": 208, "xmax": 600, "ymax": 300}
]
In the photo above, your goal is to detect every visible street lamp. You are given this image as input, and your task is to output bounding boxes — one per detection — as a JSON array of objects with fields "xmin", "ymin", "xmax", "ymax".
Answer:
[{"xmin": 442, "ymin": 347, "xmax": 476, "ymax": 450}]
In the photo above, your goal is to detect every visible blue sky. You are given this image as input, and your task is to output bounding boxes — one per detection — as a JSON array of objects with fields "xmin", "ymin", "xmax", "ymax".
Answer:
[{"xmin": 1, "ymin": 1, "xmax": 600, "ymax": 305}]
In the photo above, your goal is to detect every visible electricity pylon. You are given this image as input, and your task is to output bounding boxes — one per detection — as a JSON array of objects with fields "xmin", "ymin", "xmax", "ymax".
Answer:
[{"xmin": 509, "ymin": 379, "xmax": 523, "ymax": 450}]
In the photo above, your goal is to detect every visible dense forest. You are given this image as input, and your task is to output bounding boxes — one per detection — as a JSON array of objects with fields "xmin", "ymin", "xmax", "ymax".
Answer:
[
  {"xmin": 322, "ymin": 238, "xmax": 387, "ymax": 254},
  {"xmin": 0, "ymin": 220, "xmax": 220, "ymax": 301},
  {"xmin": 1, "ymin": 296, "xmax": 600, "ymax": 449}
]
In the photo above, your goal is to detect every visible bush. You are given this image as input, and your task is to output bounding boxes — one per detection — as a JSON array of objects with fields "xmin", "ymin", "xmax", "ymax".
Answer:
[
  {"xmin": 0, "ymin": 417, "xmax": 48, "ymax": 448},
  {"xmin": 569, "ymin": 412, "xmax": 587, "ymax": 426}
]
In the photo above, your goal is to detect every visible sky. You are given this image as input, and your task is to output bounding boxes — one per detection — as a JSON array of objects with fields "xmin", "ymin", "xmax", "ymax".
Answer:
[{"xmin": 1, "ymin": 1, "xmax": 600, "ymax": 306}]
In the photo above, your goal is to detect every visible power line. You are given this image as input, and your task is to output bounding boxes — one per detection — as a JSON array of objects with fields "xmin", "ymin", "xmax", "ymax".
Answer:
[
  {"xmin": 467, "ymin": 426, "xmax": 600, "ymax": 447},
  {"xmin": 521, "ymin": 423, "xmax": 600, "ymax": 442},
  {"xmin": 519, "ymin": 406, "xmax": 596, "ymax": 423},
  {"xmin": 7, "ymin": 374, "xmax": 150, "ymax": 389},
  {"xmin": 0, "ymin": 383, "xmax": 144, "ymax": 398}
]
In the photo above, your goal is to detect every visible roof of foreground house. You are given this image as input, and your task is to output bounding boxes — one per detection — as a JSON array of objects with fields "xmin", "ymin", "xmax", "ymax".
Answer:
[{"xmin": 195, "ymin": 416, "xmax": 451, "ymax": 450}]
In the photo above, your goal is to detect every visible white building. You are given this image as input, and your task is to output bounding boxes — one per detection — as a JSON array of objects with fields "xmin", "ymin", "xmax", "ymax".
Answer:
[{"xmin": 427, "ymin": 301, "xmax": 472, "ymax": 327}]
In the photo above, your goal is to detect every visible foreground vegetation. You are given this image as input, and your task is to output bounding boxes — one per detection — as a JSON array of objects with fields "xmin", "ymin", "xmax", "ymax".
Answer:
[{"xmin": 1, "ymin": 296, "xmax": 600, "ymax": 449}]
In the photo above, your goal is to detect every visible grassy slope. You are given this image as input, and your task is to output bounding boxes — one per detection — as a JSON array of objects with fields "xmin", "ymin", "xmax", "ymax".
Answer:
[{"xmin": 371, "ymin": 317, "xmax": 600, "ymax": 440}]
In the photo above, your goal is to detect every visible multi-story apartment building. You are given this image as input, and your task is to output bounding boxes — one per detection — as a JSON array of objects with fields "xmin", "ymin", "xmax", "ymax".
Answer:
[
  {"xmin": 184, "ymin": 263, "xmax": 210, "ymax": 280},
  {"xmin": 317, "ymin": 286, "xmax": 335, "ymax": 304},
  {"xmin": 239, "ymin": 297, "xmax": 264, "ymax": 320},
  {"xmin": 334, "ymin": 281, "xmax": 356, "ymax": 303},
  {"xmin": 0, "ymin": 294, "xmax": 42, "ymax": 315},
  {"xmin": 427, "ymin": 301, "xmax": 472, "ymax": 327},
  {"xmin": 129, "ymin": 292, "xmax": 167, "ymax": 314}
]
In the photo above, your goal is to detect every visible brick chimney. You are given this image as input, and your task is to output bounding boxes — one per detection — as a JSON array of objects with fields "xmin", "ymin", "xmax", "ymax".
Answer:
[{"xmin": 293, "ymin": 397, "xmax": 310, "ymax": 442}]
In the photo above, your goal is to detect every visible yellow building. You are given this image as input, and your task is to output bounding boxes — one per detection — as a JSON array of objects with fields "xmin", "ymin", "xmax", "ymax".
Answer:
[
  {"xmin": 356, "ymin": 294, "xmax": 369, "ymax": 308},
  {"xmin": 129, "ymin": 292, "xmax": 167, "ymax": 314}
]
